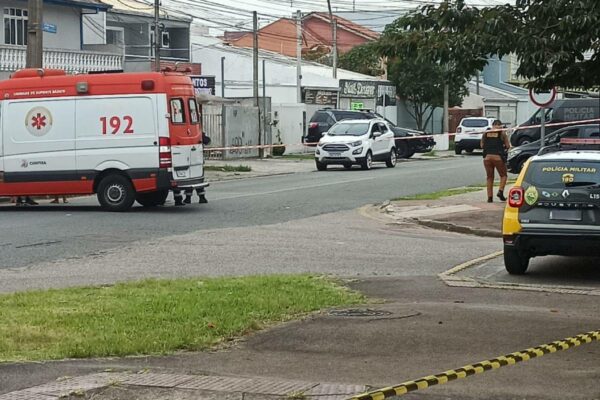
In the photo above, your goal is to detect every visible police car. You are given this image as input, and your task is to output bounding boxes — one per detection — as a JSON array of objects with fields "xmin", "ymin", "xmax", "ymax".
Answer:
[{"xmin": 502, "ymin": 138, "xmax": 600, "ymax": 274}]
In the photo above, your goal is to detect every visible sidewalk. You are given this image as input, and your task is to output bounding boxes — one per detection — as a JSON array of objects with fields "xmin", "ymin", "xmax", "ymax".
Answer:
[{"xmin": 375, "ymin": 187, "xmax": 506, "ymax": 238}]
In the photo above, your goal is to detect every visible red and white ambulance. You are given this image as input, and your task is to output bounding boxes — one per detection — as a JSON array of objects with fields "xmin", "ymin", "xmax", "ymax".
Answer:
[{"xmin": 0, "ymin": 68, "xmax": 208, "ymax": 211}]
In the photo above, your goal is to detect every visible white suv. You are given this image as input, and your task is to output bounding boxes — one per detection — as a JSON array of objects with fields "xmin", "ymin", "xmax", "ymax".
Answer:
[
  {"xmin": 315, "ymin": 119, "xmax": 396, "ymax": 170},
  {"xmin": 454, "ymin": 117, "xmax": 496, "ymax": 155}
]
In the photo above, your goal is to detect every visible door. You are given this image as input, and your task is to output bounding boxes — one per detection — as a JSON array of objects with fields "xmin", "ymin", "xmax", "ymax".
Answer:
[
  {"xmin": 0, "ymin": 102, "xmax": 4, "ymax": 182},
  {"xmin": 2, "ymin": 98, "xmax": 76, "ymax": 183},
  {"xmin": 370, "ymin": 123, "xmax": 385, "ymax": 155},
  {"xmin": 75, "ymin": 95, "xmax": 158, "ymax": 175},
  {"xmin": 377, "ymin": 122, "xmax": 393, "ymax": 154}
]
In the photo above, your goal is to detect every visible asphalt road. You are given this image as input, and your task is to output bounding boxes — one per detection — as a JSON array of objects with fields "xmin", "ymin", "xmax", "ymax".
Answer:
[{"xmin": 0, "ymin": 156, "xmax": 486, "ymax": 270}]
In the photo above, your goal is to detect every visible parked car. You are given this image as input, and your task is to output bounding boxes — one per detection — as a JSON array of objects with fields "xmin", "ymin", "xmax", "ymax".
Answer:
[
  {"xmin": 305, "ymin": 109, "xmax": 376, "ymax": 145},
  {"xmin": 502, "ymin": 139, "xmax": 600, "ymax": 274},
  {"xmin": 306, "ymin": 108, "xmax": 435, "ymax": 159},
  {"xmin": 507, "ymin": 123, "xmax": 600, "ymax": 174},
  {"xmin": 392, "ymin": 127, "xmax": 436, "ymax": 158},
  {"xmin": 454, "ymin": 117, "xmax": 496, "ymax": 155},
  {"xmin": 315, "ymin": 119, "xmax": 396, "ymax": 170},
  {"xmin": 510, "ymin": 98, "xmax": 600, "ymax": 147}
]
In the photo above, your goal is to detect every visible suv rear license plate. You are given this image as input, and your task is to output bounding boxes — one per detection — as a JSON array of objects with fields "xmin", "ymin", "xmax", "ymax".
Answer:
[
  {"xmin": 550, "ymin": 209, "xmax": 582, "ymax": 221},
  {"xmin": 329, "ymin": 153, "xmax": 342, "ymax": 157}
]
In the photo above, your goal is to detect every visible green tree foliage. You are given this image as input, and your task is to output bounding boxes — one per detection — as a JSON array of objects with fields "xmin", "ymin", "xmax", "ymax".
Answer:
[
  {"xmin": 338, "ymin": 43, "xmax": 384, "ymax": 77},
  {"xmin": 387, "ymin": 58, "xmax": 467, "ymax": 131},
  {"xmin": 483, "ymin": 0, "xmax": 600, "ymax": 89},
  {"xmin": 376, "ymin": 0, "xmax": 482, "ymax": 130}
]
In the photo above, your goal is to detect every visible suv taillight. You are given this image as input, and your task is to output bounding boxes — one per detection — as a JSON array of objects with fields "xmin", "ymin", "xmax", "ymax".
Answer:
[
  {"xmin": 309, "ymin": 122, "xmax": 319, "ymax": 129},
  {"xmin": 508, "ymin": 186, "xmax": 524, "ymax": 208},
  {"xmin": 456, "ymin": 127, "xmax": 462, "ymax": 133},
  {"xmin": 159, "ymin": 137, "xmax": 172, "ymax": 168}
]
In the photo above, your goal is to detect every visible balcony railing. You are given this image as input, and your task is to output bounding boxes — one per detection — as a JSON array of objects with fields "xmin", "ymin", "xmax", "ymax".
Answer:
[{"xmin": 0, "ymin": 45, "xmax": 123, "ymax": 73}]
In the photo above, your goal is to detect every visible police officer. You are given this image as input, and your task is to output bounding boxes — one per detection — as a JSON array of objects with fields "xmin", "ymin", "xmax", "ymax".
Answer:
[{"xmin": 481, "ymin": 119, "xmax": 511, "ymax": 203}]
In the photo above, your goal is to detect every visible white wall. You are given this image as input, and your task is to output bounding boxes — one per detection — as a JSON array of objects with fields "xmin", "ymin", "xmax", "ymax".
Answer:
[
  {"xmin": 82, "ymin": 11, "xmax": 106, "ymax": 45},
  {"xmin": 0, "ymin": 1, "xmax": 82, "ymax": 50}
]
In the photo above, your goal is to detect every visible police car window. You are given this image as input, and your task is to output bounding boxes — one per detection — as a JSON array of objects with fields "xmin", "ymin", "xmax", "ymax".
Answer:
[
  {"xmin": 170, "ymin": 99, "xmax": 185, "ymax": 124},
  {"xmin": 525, "ymin": 161, "xmax": 600, "ymax": 189},
  {"xmin": 188, "ymin": 98, "xmax": 199, "ymax": 124},
  {"xmin": 378, "ymin": 123, "xmax": 388, "ymax": 132},
  {"xmin": 548, "ymin": 128, "xmax": 578, "ymax": 144}
]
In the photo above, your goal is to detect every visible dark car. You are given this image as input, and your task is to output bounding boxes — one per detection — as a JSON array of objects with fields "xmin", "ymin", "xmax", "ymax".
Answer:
[
  {"xmin": 392, "ymin": 127, "xmax": 435, "ymax": 158},
  {"xmin": 510, "ymin": 98, "xmax": 600, "ymax": 147},
  {"xmin": 305, "ymin": 108, "xmax": 435, "ymax": 158},
  {"xmin": 305, "ymin": 109, "xmax": 376, "ymax": 145},
  {"xmin": 507, "ymin": 123, "xmax": 600, "ymax": 174}
]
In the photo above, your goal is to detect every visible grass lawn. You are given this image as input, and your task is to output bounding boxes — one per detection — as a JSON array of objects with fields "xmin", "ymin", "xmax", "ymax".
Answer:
[
  {"xmin": 393, "ymin": 187, "xmax": 483, "ymax": 201},
  {"xmin": 204, "ymin": 165, "xmax": 252, "ymax": 172},
  {"xmin": 0, "ymin": 276, "xmax": 364, "ymax": 362}
]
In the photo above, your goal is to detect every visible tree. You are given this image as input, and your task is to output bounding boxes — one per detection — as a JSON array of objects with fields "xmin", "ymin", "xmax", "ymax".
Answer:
[
  {"xmin": 338, "ymin": 43, "xmax": 384, "ymax": 77},
  {"xmin": 387, "ymin": 57, "xmax": 468, "ymax": 131},
  {"xmin": 482, "ymin": 0, "xmax": 600, "ymax": 89},
  {"xmin": 376, "ymin": 0, "xmax": 486, "ymax": 130}
]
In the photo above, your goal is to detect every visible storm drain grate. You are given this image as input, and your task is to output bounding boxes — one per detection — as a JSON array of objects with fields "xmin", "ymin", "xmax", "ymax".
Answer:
[{"xmin": 328, "ymin": 308, "xmax": 392, "ymax": 317}]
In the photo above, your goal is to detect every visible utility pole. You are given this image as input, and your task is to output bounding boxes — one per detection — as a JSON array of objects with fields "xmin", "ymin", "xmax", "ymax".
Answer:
[
  {"xmin": 221, "ymin": 56, "xmax": 225, "ymax": 97},
  {"xmin": 352, "ymin": 0, "xmax": 355, "ymax": 12},
  {"xmin": 153, "ymin": 0, "xmax": 161, "ymax": 72},
  {"xmin": 326, "ymin": 0, "xmax": 337, "ymax": 78},
  {"xmin": 253, "ymin": 11, "xmax": 261, "ymax": 156},
  {"xmin": 296, "ymin": 10, "xmax": 302, "ymax": 103},
  {"xmin": 26, "ymin": 0, "xmax": 43, "ymax": 68},
  {"xmin": 253, "ymin": 11, "xmax": 259, "ymax": 106},
  {"xmin": 262, "ymin": 59, "xmax": 268, "ymax": 156},
  {"xmin": 443, "ymin": 82, "xmax": 449, "ymax": 134}
]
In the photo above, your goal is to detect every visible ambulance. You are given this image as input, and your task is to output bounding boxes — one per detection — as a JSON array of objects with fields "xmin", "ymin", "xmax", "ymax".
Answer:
[{"xmin": 0, "ymin": 68, "xmax": 208, "ymax": 211}]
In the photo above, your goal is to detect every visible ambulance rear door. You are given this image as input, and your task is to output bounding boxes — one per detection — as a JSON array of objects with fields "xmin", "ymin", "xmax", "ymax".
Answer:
[{"xmin": 168, "ymin": 97, "xmax": 203, "ymax": 182}]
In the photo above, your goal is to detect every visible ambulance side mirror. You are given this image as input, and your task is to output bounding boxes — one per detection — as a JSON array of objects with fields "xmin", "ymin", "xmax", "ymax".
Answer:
[{"xmin": 202, "ymin": 135, "xmax": 211, "ymax": 145}]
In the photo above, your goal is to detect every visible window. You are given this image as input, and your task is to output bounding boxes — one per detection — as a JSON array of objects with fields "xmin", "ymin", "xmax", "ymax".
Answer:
[
  {"xmin": 462, "ymin": 119, "xmax": 489, "ymax": 128},
  {"xmin": 161, "ymin": 32, "xmax": 170, "ymax": 48},
  {"xmin": 106, "ymin": 27, "xmax": 124, "ymax": 46},
  {"xmin": 584, "ymin": 126, "xmax": 600, "ymax": 138},
  {"xmin": 170, "ymin": 99, "xmax": 185, "ymax": 124},
  {"xmin": 371, "ymin": 123, "xmax": 381, "ymax": 133},
  {"xmin": 188, "ymin": 98, "xmax": 199, "ymax": 124},
  {"xmin": 4, "ymin": 8, "xmax": 28, "ymax": 46},
  {"xmin": 310, "ymin": 112, "xmax": 328, "ymax": 123},
  {"xmin": 378, "ymin": 123, "xmax": 388, "ymax": 133}
]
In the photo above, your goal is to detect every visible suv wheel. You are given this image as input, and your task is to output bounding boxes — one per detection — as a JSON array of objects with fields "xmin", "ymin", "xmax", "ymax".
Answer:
[
  {"xmin": 386, "ymin": 148, "xmax": 397, "ymax": 168},
  {"xmin": 396, "ymin": 141, "xmax": 409, "ymax": 158},
  {"xmin": 504, "ymin": 245, "xmax": 530, "ymax": 275},
  {"xmin": 316, "ymin": 160, "xmax": 327, "ymax": 171},
  {"xmin": 343, "ymin": 163, "xmax": 352, "ymax": 170},
  {"xmin": 455, "ymin": 146, "xmax": 462, "ymax": 155},
  {"xmin": 361, "ymin": 151, "xmax": 373, "ymax": 170}
]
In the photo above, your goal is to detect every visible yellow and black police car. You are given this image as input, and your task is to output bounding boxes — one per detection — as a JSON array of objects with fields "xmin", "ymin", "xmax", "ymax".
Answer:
[{"xmin": 503, "ymin": 138, "xmax": 600, "ymax": 274}]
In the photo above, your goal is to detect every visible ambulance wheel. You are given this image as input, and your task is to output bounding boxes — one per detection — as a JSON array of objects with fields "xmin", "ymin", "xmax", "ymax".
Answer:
[
  {"xmin": 97, "ymin": 174, "xmax": 136, "ymax": 212},
  {"xmin": 504, "ymin": 245, "xmax": 530, "ymax": 275},
  {"xmin": 136, "ymin": 190, "xmax": 169, "ymax": 207}
]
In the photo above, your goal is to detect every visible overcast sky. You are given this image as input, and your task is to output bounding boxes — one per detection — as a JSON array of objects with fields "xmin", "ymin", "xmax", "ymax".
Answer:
[{"xmin": 161, "ymin": 0, "xmax": 515, "ymax": 34}]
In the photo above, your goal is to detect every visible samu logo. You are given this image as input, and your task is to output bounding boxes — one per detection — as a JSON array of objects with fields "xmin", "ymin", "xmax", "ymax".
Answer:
[{"xmin": 20, "ymin": 159, "xmax": 28, "ymax": 168}]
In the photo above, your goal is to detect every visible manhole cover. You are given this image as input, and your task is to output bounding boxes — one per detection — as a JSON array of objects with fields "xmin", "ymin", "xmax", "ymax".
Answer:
[{"xmin": 328, "ymin": 308, "xmax": 392, "ymax": 317}]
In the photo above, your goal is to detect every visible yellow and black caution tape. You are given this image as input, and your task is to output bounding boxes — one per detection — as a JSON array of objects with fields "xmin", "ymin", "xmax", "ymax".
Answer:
[{"xmin": 350, "ymin": 330, "xmax": 600, "ymax": 400}]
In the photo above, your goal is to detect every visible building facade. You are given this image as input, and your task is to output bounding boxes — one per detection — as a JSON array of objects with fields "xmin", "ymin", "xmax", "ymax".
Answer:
[{"xmin": 0, "ymin": 0, "xmax": 122, "ymax": 79}]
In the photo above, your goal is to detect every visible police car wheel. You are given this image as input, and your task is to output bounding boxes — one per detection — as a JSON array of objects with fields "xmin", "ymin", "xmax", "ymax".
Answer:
[
  {"xmin": 97, "ymin": 175, "xmax": 136, "ymax": 212},
  {"xmin": 504, "ymin": 245, "xmax": 530, "ymax": 275},
  {"xmin": 361, "ymin": 151, "xmax": 373, "ymax": 170}
]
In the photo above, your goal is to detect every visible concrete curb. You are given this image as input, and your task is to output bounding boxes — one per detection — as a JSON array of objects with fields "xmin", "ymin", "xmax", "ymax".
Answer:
[
  {"xmin": 0, "ymin": 372, "xmax": 368, "ymax": 400},
  {"xmin": 412, "ymin": 218, "xmax": 502, "ymax": 238}
]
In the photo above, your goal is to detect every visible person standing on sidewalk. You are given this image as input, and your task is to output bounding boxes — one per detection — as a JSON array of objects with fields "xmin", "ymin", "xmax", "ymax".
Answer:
[{"xmin": 481, "ymin": 119, "xmax": 511, "ymax": 203}]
